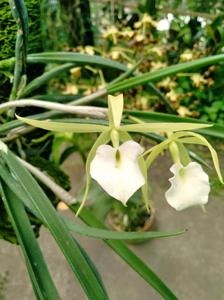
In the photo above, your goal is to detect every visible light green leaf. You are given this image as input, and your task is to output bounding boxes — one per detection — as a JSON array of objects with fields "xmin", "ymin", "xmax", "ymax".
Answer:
[
  {"xmin": 120, "ymin": 122, "xmax": 212, "ymax": 133},
  {"xmin": 16, "ymin": 115, "xmax": 108, "ymax": 133}
]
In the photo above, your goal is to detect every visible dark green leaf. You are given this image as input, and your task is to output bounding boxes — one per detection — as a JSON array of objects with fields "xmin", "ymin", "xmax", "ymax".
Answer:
[{"xmin": 1, "ymin": 181, "xmax": 60, "ymax": 300}]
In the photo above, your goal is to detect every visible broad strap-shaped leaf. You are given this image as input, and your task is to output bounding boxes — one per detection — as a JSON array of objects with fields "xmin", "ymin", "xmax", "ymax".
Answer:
[
  {"xmin": 0, "ymin": 181, "xmax": 60, "ymax": 300},
  {"xmin": 120, "ymin": 122, "xmax": 212, "ymax": 133},
  {"xmin": 16, "ymin": 115, "xmax": 108, "ymax": 132}
]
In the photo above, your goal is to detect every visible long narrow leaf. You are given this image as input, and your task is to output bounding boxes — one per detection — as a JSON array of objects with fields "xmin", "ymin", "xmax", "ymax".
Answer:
[
  {"xmin": 63, "ymin": 216, "xmax": 185, "ymax": 240},
  {"xmin": 69, "ymin": 205, "xmax": 178, "ymax": 300},
  {"xmin": 27, "ymin": 52, "xmax": 127, "ymax": 71},
  {"xmin": 20, "ymin": 64, "xmax": 74, "ymax": 98},
  {"xmin": 0, "ymin": 148, "xmax": 108, "ymax": 300},
  {"xmin": 9, "ymin": 0, "xmax": 28, "ymax": 100},
  {"xmin": 108, "ymin": 54, "xmax": 224, "ymax": 93},
  {"xmin": 127, "ymin": 110, "xmax": 224, "ymax": 139},
  {"xmin": 1, "ymin": 181, "xmax": 60, "ymax": 300}
]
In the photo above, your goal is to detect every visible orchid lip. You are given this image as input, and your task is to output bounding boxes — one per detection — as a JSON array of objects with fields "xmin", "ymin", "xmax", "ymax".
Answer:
[{"xmin": 90, "ymin": 140, "xmax": 145, "ymax": 205}]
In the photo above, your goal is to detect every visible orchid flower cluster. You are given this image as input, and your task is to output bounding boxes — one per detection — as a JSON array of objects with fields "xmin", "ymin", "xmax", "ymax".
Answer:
[
  {"xmin": 88, "ymin": 94, "xmax": 223, "ymax": 213},
  {"xmin": 18, "ymin": 94, "xmax": 223, "ymax": 214}
]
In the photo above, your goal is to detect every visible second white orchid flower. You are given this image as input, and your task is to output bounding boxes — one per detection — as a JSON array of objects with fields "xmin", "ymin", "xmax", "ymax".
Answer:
[
  {"xmin": 165, "ymin": 162, "xmax": 210, "ymax": 211},
  {"xmin": 145, "ymin": 131, "xmax": 223, "ymax": 211}
]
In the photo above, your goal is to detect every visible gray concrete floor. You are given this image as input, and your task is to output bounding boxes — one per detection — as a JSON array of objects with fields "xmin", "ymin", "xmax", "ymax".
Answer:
[{"xmin": 1, "ymin": 153, "xmax": 224, "ymax": 300}]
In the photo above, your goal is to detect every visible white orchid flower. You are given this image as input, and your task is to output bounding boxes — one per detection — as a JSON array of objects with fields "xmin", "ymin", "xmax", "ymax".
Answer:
[
  {"xmin": 90, "ymin": 140, "xmax": 145, "ymax": 205},
  {"xmin": 165, "ymin": 162, "xmax": 210, "ymax": 211}
]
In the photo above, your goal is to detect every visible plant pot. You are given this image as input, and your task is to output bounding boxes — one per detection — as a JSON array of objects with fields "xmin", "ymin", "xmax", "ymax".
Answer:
[{"xmin": 105, "ymin": 209, "xmax": 156, "ymax": 245}]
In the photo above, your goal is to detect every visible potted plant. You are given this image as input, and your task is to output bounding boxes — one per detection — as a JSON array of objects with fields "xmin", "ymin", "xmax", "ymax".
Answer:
[{"xmin": 106, "ymin": 193, "xmax": 155, "ymax": 244}]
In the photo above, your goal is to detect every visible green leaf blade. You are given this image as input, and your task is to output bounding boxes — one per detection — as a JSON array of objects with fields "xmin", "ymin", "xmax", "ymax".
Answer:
[
  {"xmin": 20, "ymin": 63, "xmax": 74, "ymax": 98},
  {"xmin": 63, "ymin": 217, "xmax": 185, "ymax": 240},
  {"xmin": 127, "ymin": 110, "xmax": 224, "ymax": 139},
  {"xmin": 1, "ymin": 181, "xmax": 61, "ymax": 300},
  {"xmin": 108, "ymin": 54, "xmax": 224, "ymax": 93},
  {"xmin": 27, "ymin": 52, "xmax": 128, "ymax": 72},
  {"xmin": 70, "ymin": 205, "xmax": 178, "ymax": 300},
  {"xmin": 0, "ymin": 148, "xmax": 109, "ymax": 300}
]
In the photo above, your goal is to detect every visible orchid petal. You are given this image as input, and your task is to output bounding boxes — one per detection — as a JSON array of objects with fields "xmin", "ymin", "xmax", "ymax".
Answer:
[
  {"xmin": 90, "ymin": 141, "xmax": 145, "ymax": 205},
  {"xmin": 165, "ymin": 162, "xmax": 210, "ymax": 211}
]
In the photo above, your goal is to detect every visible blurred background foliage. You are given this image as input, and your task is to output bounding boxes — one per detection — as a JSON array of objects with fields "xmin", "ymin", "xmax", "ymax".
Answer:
[
  {"xmin": 1, "ymin": 0, "xmax": 224, "ymax": 125},
  {"xmin": 8, "ymin": 0, "xmax": 222, "ymax": 124}
]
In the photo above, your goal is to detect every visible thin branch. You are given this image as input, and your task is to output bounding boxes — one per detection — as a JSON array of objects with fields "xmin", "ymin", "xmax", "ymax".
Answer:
[
  {"xmin": 0, "ymin": 99, "xmax": 108, "ymax": 119},
  {"xmin": 1, "ymin": 126, "xmax": 35, "ymax": 142},
  {"xmin": 18, "ymin": 158, "xmax": 77, "ymax": 205},
  {"xmin": 0, "ymin": 89, "xmax": 108, "ymax": 142},
  {"xmin": 69, "ymin": 88, "xmax": 107, "ymax": 105}
]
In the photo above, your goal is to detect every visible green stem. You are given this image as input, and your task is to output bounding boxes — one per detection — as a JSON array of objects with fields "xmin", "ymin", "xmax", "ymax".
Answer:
[{"xmin": 9, "ymin": 0, "xmax": 28, "ymax": 101}]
